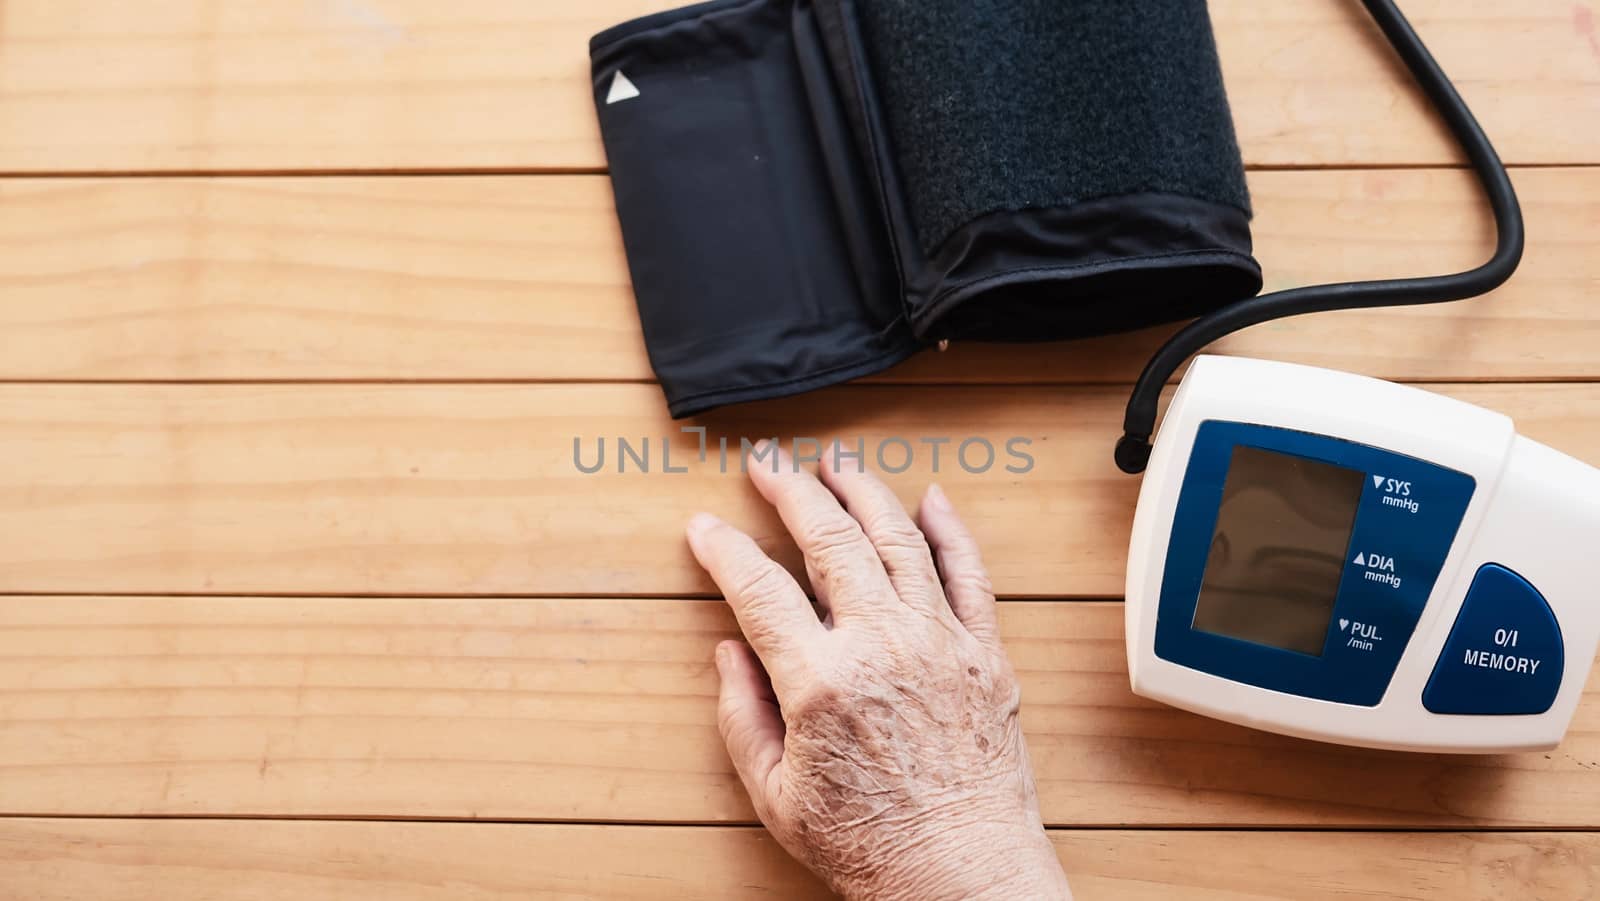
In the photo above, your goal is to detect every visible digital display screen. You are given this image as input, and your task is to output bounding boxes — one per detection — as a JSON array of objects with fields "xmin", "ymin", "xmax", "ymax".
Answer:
[{"xmin": 1191, "ymin": 445, "xmax": 1365, "ymax": 656}]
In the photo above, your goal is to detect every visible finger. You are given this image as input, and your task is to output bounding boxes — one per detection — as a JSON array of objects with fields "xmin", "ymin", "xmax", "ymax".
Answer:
[
  {"xmin": 802, "ymin": 558, "xmax": 836, "ymax": 628},
  {"xmin": 715, "ymin": 640, "xmax": 787, "ymax": 824},
  {"xmin": 917, "ymin": 484, "xmax": 1001, "ymax": 648},
  {"xmin": 745, "ymin": 441, "xmax": 894, "ymax": 620},
  {"xmin": 688, "ymin": 513, "xmax": 821, "ymax": 684},
  {"xmin": 818, "ymin": 445, "xmax": 948, "ymax": 615}
]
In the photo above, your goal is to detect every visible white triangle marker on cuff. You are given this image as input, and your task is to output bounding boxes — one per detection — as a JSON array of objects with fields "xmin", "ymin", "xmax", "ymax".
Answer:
[{"xmin": 606, "ymin": 71, "xmax": 641, "ymax": 105}]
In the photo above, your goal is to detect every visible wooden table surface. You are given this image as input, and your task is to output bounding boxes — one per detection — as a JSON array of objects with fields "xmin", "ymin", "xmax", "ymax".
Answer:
[{"xmin": 1, "ymin": 1, "xmax": 1598, "ymax": 898}]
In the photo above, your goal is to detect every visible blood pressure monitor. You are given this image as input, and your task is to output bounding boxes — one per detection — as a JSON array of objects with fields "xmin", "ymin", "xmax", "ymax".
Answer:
[{"xmin": 1126, "ymin": 355, "xmax": 1600, "ymax": 752}]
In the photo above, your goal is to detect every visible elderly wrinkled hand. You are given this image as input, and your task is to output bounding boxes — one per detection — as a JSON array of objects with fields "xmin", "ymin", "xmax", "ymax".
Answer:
[{"xmin": 686, "ymin": 442, "xmax": 1072, "ymax": 901}]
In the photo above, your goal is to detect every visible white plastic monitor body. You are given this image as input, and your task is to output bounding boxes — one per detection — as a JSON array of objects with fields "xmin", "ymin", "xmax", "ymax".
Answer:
[{"xmin": 1126, "ymin": 355, "xmax": 1600, "ymax": 753}]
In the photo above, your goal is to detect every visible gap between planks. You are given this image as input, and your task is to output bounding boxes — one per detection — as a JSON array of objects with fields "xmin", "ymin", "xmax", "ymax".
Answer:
[
  {"xmin": 0, "ymin": 163, "xmax": 1595, "ymax": 181},
  {"xmin": 0, "ymin": 812, "xmax": 1593, "ymax": 834},
  {"xmin": 0, "ymin": 376, "xmax": 1597, "ymax": 386}
]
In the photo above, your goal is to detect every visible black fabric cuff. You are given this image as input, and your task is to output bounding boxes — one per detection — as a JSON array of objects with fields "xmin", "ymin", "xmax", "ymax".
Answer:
[{"xmin": 591, "ymin": 0, "xmax": 1262, "ymax": 417}]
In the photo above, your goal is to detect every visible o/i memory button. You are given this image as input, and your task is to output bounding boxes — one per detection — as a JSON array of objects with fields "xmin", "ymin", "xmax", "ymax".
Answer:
[{"xmin": 1423, "ymin": 564, "xmax": 1564, "ymax": 716}]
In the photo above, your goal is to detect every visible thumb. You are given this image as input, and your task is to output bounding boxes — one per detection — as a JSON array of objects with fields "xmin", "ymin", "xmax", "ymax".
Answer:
[
  {"xmin": 918, "ymin": 484, "xmax": 1002, "ymax": 650},
  {"xmin": 714, "ymin": 640, "xmax": 786, "ymax": 823}
]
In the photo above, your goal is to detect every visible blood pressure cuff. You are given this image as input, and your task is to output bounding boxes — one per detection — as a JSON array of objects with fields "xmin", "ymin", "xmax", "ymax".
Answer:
[{"xmin": 591, "ymin": 0, "xmax": 1262, "ymax": 417}]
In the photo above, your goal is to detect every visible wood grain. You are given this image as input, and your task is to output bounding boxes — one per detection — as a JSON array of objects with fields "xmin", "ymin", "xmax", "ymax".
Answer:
[
  {"xmin": 2, "ymin": 597, "xmax": 1600, "ymax": 827},
  {"xmin": 2, "ymin": 167, "xmax": 1597, "ymax": 383},
  {"xmin": 1, "ymin": 819, "xmax": 1595, "ymax": 900},
  {"xmin": 0, "ymin": 0, "xmax": 1594, "ymax": 172},
  {"xmin": 0, "ymin": 383, "xmax": 1596, "ymax": 597},
  {"xmin": 2, "ymin": 2, "xmax": 1596, "ymax": 897}
]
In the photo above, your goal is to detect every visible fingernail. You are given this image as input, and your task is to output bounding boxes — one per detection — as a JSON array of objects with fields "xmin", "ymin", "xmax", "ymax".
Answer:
[
  {"xmin": 714, "ymin": 641, "xmax": 732, "ymax": 673},
  {"xmin": 686, "ymin": 513, "xmax": 721, "ymax": 542},
  {"xmin": 927, "ymin": 483, "xmax": 954, "ymax": 513}
]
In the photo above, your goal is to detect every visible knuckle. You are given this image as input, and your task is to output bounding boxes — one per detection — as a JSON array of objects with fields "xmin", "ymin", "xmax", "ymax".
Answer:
[
  {"xmin": 992, "ymin": 658, "xmax": 1020, "ymax": 691},
  {"xmin": 944, "ymin": 569, "xmax": 995, "ymax": 600},
  {"xmin": 738, "ymin": 613, "xmax": 791, "ymax": 652},
  {"xmin": 987, "ymin": 659, "xmax": 1023, "ymax": 708},
  {"xmin": 727, "ymin": 566, "xmax": 813, "ymax": 651},
  {"xmin": 729, "ymin": 559, "xmax": 792, "ymax": 605},
  {"xmin": 784, "ymin": 682, "xmax": 851, "ymax": 724},
  {"xmin": 939, "ymin": 539, "xmax": 985, "ymax": 565},
  {"xmin": 863, "ymin": 514, "xmax": 928, "ymax": 557},
  {"xmin": 802, "ymin": 517, "xmax": 870, "ymax": 565}
]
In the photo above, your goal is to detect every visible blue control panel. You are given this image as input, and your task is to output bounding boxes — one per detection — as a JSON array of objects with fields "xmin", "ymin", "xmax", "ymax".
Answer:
[
  {"xmin": 1155, "ymin": 421, "xmax": 1477, "ymax": 706},
  {"xmin": 1423, "ymin": 564, "xmax": 1564, "ymax": 715}
]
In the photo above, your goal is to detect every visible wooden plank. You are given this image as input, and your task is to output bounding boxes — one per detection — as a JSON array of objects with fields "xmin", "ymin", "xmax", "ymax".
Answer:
[
  {"xmin": 2, "ymin": 595, "xmax": 1600, "ymax": 825},
  {"xmin": 0, "ymin": 383, "xmax": 1597, "ymax": 597},
  {"xmin": 0, "ymin": 820, "xmax": 1595, "ymax": 901},
  {"xmin": 0, "ymin": 175, "xmax": 645, "ymax": 382},
  {"xmin": 0, "ymin": 1, "xmax": 1594, "ymax": 172},
  {"xmin": 2, "ymin": 598, "xmax": 1600, "ymax": 827},
  {"xmin": 2, "ymin": 167, "xmax": 1597, "ymax": 382}
]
